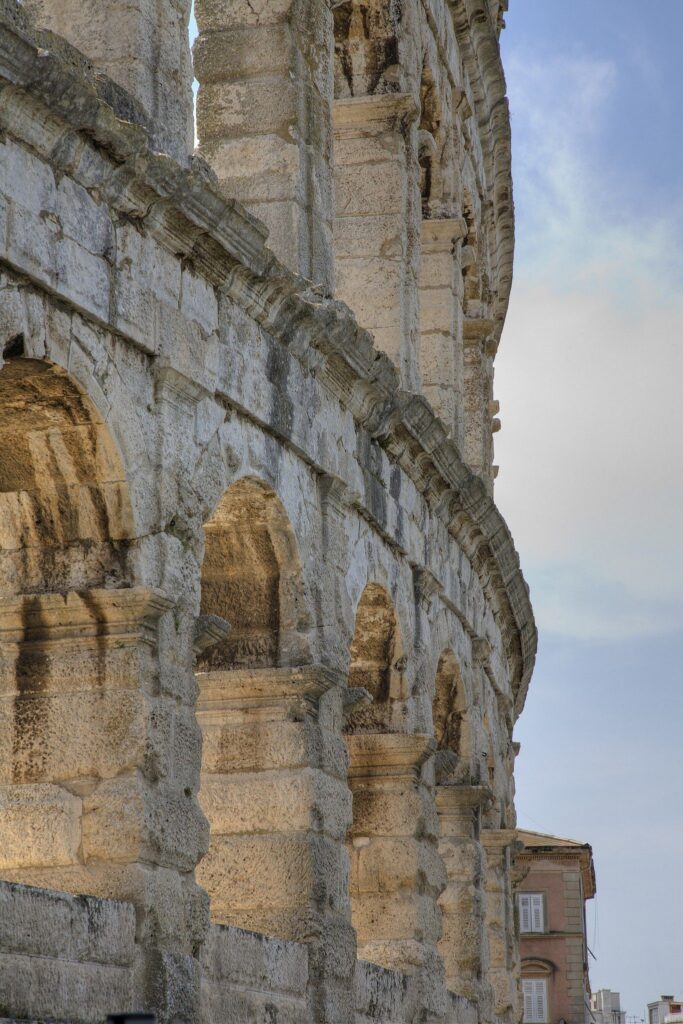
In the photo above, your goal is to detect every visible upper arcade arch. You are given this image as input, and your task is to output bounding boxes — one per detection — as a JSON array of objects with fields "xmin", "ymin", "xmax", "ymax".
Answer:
[{"xmin": 197, "ymin": 476, "xmax": 312, "ymax": 672}]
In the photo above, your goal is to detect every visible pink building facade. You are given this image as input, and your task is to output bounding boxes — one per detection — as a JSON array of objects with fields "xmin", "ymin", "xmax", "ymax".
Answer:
[{"xmin": 516, "ymin": 831, "xmax": 597, "ymax": 1024}]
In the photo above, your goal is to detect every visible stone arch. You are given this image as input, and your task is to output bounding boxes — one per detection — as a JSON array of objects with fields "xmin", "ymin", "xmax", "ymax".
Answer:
[
  {"xmin": 418, "ymin": 63, "xmax": 443, "ymax": 217},
  {"xmin": 0, "ymin": 357, "xmax": 136, "ymax": 597},
  {"xmin": 197, "ymin": 476, "xmax": 311, "ymax": 671},
  {"xmin": 333, "ymin": 0, "xmax": 402, "ymax": 98},
  {"xmin": 0, "ymin": 358, "xmax": 177, "ymax": 906},
  {"xmin": 345, "ymin": 581, "xmax": 405, "ymax": 730},
  {"xmin": 196, "ymin": 476, "xmax": 324, "ymax": 937},
  {"xmin": 432, "ymin": 648, "xmax": 468, "ymax": 761},
  {"xmin": 461, "ymin": 188, "xmax": 482, "ymax": 314}
]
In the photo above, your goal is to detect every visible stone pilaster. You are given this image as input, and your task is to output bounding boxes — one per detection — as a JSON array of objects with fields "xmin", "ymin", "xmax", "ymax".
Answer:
[
  {"xmin": 333, "ymin": 94, "xmax": 421, "ymax": 390},
  {"xmin": 437, "ymin": 784, "xmax": 494, "ymax": 1020},
  {"xmin": 23, "ymin": 0, "xmax": 194, "ymax": 161},
  {"xmin": 196, "ymin": 664, "xmax": 355, "ymax": 1023},
  {"xmin": 481, "ymin": 828, "xmax": 519, "ymax": 1024},
  {"xmin": 419, "ymin": 218, "xmax": 467, "ymax": 443},
  {"xmin": 194, "ymin": 0, "xmax": 335, "ymax": 289},
  {"xmin": 0, "ymin": 588, "xmax": 209, "ymax": 974},
  {"xmin": 345, "ymin": 733, "xmax": 445, "ymax": 984}
]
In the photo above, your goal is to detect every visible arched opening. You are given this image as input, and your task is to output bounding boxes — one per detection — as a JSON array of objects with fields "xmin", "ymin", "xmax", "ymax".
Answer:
[
  {"xmin": 333, "ymin": 0, "xmax": 401, "ymax": 98},
  {"xmin": 196, "ymin": 477, "xmax": 324, "ymax": 939},
  {"xmin": 418, "ymin": 65, "xmax": 442, "ymax": 217},
  {"xmin": 0, "ymin": 359, "xmax": 166, "ymax": 904},
  {"xmin": 461, "ymin": 190, "xmax": 481, "ymax": 315},
  {"xmin": 432, "ymin": 649, "xmax": 467, "ymax": 768},
  {"xmin": 197, "ymin": 477, "xmax": 310, "ymax": 671},
  {"xmin": 346, "ymin": 582, "xmax": 404, "ymax": 729},
  {"xmin": 0, "ymin": 358, "xmax": 134, "ymax": 597}
]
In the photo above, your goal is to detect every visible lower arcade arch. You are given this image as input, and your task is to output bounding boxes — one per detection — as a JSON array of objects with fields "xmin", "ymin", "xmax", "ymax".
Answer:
[{"xmin": 0, "ymin": 358, "xmax": 158, "ymax": 903}]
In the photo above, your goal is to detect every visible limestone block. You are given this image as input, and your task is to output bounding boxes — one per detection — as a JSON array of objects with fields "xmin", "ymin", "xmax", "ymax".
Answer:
[
  {"xmin": 353, "ymin": 837, "xmax": 446, "ymax": 896},
  {"xmin": 55, "ymin": 237, "xmax": 111, "ymax": 323},
  {"xmin": 201, "ymin": 718, "xmax": 311, "ymax": 774},
  {"xmin": 0, "ymin": 690, "xmax": 149, "ymax": 785},
  {"xmin": 335, "ymin": 258, "xmax": 403, "ymax": 328},
  {"xmin": 81, "ymin": 775, "xmax": 209, "ymax": 872},
  {"xmin": 354, "ymin": 959, "xmax": 418, "ymax": 1021},
  {"xmin": 201, "ymin": 986, "xmax": 309, "ymax": 1024},
  {"xmin": 200, "ymin": 769, "xmax": 351, "ymax": 840},
  {"xmin": 198, "ymin": 77, "xmax": 298, "ymax": 140},
  {"xmin": 0, "ymin": 784, "xmax": 80, "ymax": 868},
  {"xmin": 193, "ymin": 22, "xmax": 291, "ymax": 82},
  {"xmin": 197, "ymin": 832, "xmax": 347, "ymax": 936},
  {"xmin": 55, "ymin": 176, "xmax": 114, "ymax": 257},
  {"xmin": 195, "ymin": 0, "xmax": 295, "ymax": 30},
  {"xmin": 353, "ymin": 891, "xmax": 441, "ymax": 946},
  {"xmin": 332, "ymin": 215, "xmax": 405, "ymax": 260},
  {"xmin": 201, "ymin": 136, "xmax": 301, "ymax": 201},
  {"xmin": 0, "ymin": 952, "xmax": 133, "ymax": 1021},
  {"xmin": 201, "ymin": 923, "xmax": 308, "ymax": 995},
  {"xmin": 335, "ymin": 163, "xmax": 406, "ymax": 217},
  {"xmin": 350, "ymin": 784, "xmax": 424, "ymax": 837},
  {"xmin": 0, "ymin": 881, "xmax": 136, "ymax": 966}
]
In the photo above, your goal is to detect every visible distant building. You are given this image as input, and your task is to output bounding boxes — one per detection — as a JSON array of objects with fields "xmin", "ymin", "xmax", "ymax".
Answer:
[
  {"xmin": 647, "ymin": 997, "xmax": 683, "ymax": 1024},
  {"xmin": 591, "ymin": 989, "xmax": 626, "ymax": 1024},
  {"xmin": 516, "ymin": 831, "xmax": 597, "ymax": 1024}
]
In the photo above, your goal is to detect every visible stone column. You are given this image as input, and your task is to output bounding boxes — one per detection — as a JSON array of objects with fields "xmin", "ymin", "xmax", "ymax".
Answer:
[
  {"xmin": 419, "ymin": 218, "xmax": 467, "ymax": 442},
  {"xmin": 481, "ymin": 828, "xmax": 519, "ymax": 1024},
  {"xmin": 462, "ymin": 319, "xmax": 496, "ymax": 489},
  {"xmin": 333, "ymin": 94, "xmax": 421, "ymax": 390},
  {"xmin": 196, "ymin": 664, "xmax": 355, "ymax": 1023},
  {"xmin": 437, "ymin": 784, "xmax": 494, "ymax": 1019},
  {"xmin": 194, "ymin": 0, "xmax": 335, "ymax": 290},
  {"xmin": 345, "ymin": 732, "xmax": 445, "ymax": 980},
  {"xmin": 23, "ymin": 0, "xmax": 193, "ymax": 161}
]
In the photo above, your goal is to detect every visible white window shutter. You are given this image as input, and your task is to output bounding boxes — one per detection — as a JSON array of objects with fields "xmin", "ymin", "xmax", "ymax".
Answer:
[
  {"xmin": 531, "ymin": 894, "xmax": 544, "ymax": 932},
  {"xmin": 522, "ymin": 979, "xmax": 548, "ymax": 1023},
  {"xmin": 533, "ymin": 979, "xmax": 548, "ymax": 1022},
  {"xmin": 519, "ymin": 894, "xmax": 531, "ymax": 932}
]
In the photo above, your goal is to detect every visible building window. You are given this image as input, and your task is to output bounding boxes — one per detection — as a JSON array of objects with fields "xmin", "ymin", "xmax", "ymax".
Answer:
[
  {"xmin": 650, "ymin": 1009, "xmax": 659, "ymax": 1024},
  {"xmin": 519, "ymin": 893, "xmax": 545, "ymax": 933},
  {"xmin": 522, "ymin": 978, "xmax": 549, "ymax": 1023}
]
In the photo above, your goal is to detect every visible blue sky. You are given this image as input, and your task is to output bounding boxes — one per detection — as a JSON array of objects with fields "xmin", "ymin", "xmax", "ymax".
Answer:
[
  {"xmin": 496, "ymin": 1, "xmax": 683, "ymax": 1017},
  {"xmin": 186, "ymin": 1, "xmax": 682, "ymax": 1013}
]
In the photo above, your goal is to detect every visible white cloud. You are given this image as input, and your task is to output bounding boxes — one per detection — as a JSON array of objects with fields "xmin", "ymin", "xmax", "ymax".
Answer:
[{"xmin": 494, "ymin": 51, "xmax": 683, "ymax": 640}]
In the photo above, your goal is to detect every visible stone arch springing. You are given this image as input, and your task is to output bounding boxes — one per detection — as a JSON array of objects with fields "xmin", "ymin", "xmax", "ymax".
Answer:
[
  {"xmin": 333, "ymin": 0, "xmax": 402, "ymax": 98},
  {"xmin": 197, "ymin": 476, "xmax": 311, "ymax": 672}
]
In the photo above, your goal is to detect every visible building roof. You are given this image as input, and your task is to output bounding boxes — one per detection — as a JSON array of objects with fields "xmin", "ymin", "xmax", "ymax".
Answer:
[{"xmin": 517, "ymin": 829, "xmax": 597, "ymax": 899}]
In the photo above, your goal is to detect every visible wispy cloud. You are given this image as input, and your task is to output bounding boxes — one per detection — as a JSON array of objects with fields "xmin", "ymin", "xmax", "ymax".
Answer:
[{"xmin": 495, "ymin": 50, "xmax": 683, "ymax": 640}]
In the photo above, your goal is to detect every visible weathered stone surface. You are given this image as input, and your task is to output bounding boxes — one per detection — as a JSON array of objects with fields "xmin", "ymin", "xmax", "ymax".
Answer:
[{"xmin": 0, "ymin": 1, "xmax": 534, "ymax": 1022}]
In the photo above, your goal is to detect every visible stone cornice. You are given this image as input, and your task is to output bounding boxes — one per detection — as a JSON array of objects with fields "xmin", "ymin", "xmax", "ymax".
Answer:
[
  {"xmin": 0, "ymin": 12, "xmax": 536, "ymax": 713},
  {"xmin": 0, "ymin": 587, "xmax": 173, "ymax": 644}
]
